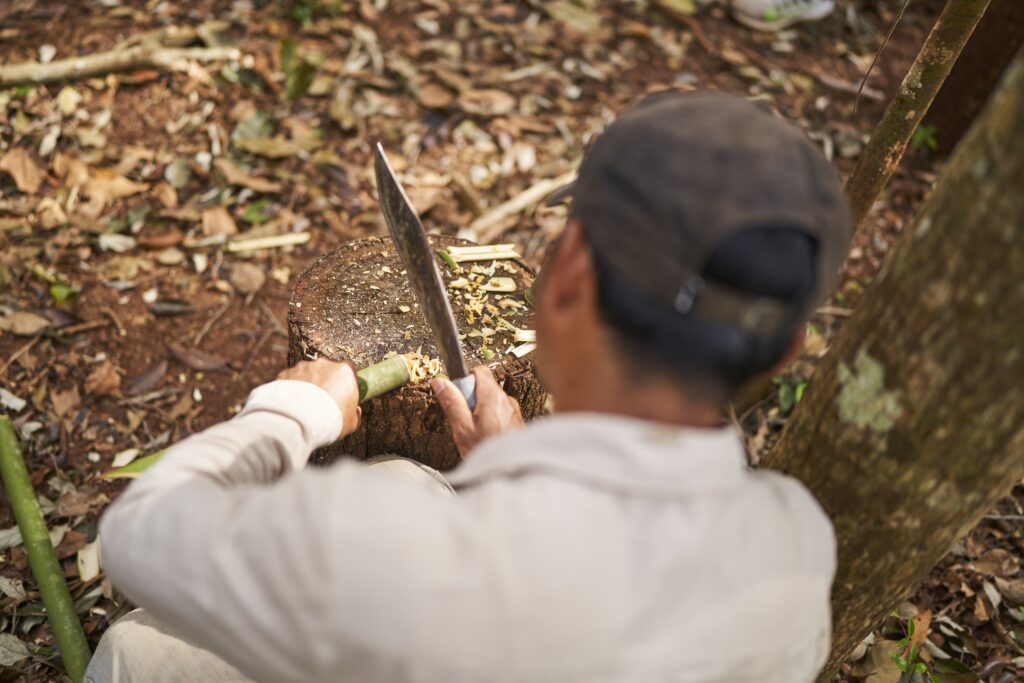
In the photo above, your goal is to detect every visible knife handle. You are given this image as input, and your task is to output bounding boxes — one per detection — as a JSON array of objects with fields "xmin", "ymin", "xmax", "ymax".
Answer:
[{"xmin": 451, "ymin": 375, "xmax": 478, "ymax": 412}]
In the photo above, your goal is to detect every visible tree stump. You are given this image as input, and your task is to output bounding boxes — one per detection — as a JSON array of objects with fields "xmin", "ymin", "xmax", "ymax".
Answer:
[{"xmin": 289, "ymin": 236, "xmax": 546, "ymax": 471}]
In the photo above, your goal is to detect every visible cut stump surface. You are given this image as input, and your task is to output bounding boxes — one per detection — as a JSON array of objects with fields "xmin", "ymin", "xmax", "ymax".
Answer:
[{"xmin": 289, "ymin": 236, "xmax": 546, "ymax": 471}]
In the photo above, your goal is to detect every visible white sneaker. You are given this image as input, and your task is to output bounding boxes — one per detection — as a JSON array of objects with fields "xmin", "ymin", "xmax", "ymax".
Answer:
[{"xmin": 731, "ymin": 0, "xmax": 835, "ymax": 31}]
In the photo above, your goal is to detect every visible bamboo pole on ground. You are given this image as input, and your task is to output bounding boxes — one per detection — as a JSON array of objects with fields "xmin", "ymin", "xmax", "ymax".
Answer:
[
  {"xmin": 845, "ymin": 0, "xmax": 991, "ymax": 234},
  {"xmin": 0, "ymin": 417, "xmax": 91, "ymax": 682}
]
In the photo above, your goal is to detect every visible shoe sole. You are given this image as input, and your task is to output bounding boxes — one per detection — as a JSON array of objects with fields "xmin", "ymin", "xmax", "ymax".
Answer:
[{"xmin": 732, "ymin": 1, "xmax": 834, "ymax": 31}]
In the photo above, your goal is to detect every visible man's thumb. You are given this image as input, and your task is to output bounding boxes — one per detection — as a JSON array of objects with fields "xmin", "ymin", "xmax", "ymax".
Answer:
[{"xmin": 432, "ymin": 378, "xmax": 473, "ymax": 426}]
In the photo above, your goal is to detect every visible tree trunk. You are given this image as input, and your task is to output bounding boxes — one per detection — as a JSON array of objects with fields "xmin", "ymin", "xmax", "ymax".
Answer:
[
  {"xmin": 845, "ymin": 0, "xmax": 991, "ymax": 234},
  {"xmin": 925, "ymin": 0, "xmax": 1024, "ymax": 152},
  {"xmin": 289, "ymin": 236, "xmax": 546, "ymax": 472},
  {"xmin": 761, "ymin": 47, "xmax": 1024, "ymax": 682}
]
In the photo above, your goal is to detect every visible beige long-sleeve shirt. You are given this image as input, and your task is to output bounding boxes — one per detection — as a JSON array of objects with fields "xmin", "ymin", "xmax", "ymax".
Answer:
[{"xmin": 100, "ymin": 379, "xmax": 836, "ymax": 683}]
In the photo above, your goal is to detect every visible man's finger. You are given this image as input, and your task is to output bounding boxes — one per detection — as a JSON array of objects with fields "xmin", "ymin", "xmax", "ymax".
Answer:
[
  {"xmin": 432, "ymin": 378, "xmax": 474, "ymax": 430},
  {"xmin": 470, "ymin": 366, "xmax": 504, "ymax": 410}
]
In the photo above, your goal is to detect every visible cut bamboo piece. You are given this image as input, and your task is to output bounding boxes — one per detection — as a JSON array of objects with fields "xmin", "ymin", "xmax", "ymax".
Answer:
[
  {"xmin": 226, "ymin": 232, "xmax": 311, "ymax": 252},
  {"xmin": 446, "ymin": 244, "xmax": 522, "ymax": 263}
]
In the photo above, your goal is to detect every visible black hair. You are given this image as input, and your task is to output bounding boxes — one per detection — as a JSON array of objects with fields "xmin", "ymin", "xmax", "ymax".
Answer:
[{"xmin": 594, "ymin": 229, "xmax": 818, "ymax": 402}]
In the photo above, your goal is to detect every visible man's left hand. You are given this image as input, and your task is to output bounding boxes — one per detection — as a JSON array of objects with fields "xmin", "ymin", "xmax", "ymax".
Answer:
[{"xmin": 278, "ymin": 358, "xmax": 361, "ymax": 439}]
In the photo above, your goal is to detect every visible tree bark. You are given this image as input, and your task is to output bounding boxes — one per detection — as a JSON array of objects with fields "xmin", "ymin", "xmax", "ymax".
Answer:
[
  {"xmin": 925, "ymin": 0, "xmax": 1024, "ymax": 152},
  {"xmin": 845, "ymin": 0, "xmax": 991, "ymax": 234},
  {"xmin": 289, "ymin": 236, "xmax": 546, "ymax": 472},
  {"xmin": 762, "ymin": 47, "xmax": 1024, "ymax": 682}
]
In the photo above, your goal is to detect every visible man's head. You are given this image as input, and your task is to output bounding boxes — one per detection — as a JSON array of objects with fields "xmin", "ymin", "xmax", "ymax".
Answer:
[{"xmin": 533, "ymin": 91, "xmax": 851, "ymax": 413}]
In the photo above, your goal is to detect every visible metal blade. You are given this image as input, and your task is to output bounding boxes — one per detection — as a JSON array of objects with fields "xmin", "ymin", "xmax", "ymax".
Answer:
[{"xmin": 374, "ymin": 143, "xmax": 470, "ymax": 381}]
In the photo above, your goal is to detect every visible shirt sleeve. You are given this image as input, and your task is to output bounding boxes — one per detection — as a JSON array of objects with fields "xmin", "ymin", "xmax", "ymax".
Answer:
[{"xmin": 98, "ymin": 379, "xmax": 351, "ymax": 680}]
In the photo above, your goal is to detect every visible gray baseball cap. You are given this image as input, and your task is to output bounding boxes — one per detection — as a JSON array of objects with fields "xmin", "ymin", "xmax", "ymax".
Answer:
[{"xmin": 551, "ymin": 90, "xmax": 851, "ymax": 337}]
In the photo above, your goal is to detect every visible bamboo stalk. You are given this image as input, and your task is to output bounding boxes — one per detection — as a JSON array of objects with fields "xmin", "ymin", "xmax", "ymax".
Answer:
[
  {"xmin": 357, "ymin": 355, "xmax": 411, "ymax": 402},
  {"xmin": 845, "ymin": 0, "xmax": 992, "ymax": 234},
  {"xmin": 104, "ymin": 356, "xmax": 412, "ymax": 479},
  {"xmin": 0, "ymin": 418, "xmax": 91, "ymax": 682}
]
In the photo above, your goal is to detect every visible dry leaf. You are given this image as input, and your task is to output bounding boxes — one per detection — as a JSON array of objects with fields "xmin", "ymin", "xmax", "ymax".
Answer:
[
  {"xmin": 80, "ymin": 172, "xmax": 148, "ymax": 217},
  {"xmin": 53, "ymin": 153, "xmax": 89, "ymax": 187},
  {"xmin": 229, "ymin": 261, "xmax": 266, "ymax": 294},
  {"xmin": 124, "ymin": 359, "xmax": 167, "ymax": 396},
  {"xmin": 235, "ymin": 136, "xmax": 304, "ymax": 158},
  {"xmin": 214, "ymin": 158, "xmax": 282, "ymax": 193},
  {"xmin": 0, "ymin": 148, "xmax": 46, "ymax": 194},
  {"xmin": 153, "ymin": 182, "xmax": 179, "ymax": 209},
  {"xmin": 36, "ymin": 197, "xmax": 68, "ymax": 229},
  {"xmin": 415, "ymin": 81, "xmax": 455, "ymax": 109},
  {"xmin": 168, "ymin": 342, "xmax": 228, "ymax": 370},
  {"xmin": 995, "ymin": 576, "xmax": 1024, "ymax": 604},
  {"xmin": 77, "ymin": 540, "xmax": 101, "ymax": 582},
  {"xmin": 458, "ymin": 89, "xmax": 517, "ymax": 117},
  {"xmin": 50, "ymin": 385, "xmax": 81, "ymax": 418},
  {"xmin": 84, "ymin": 360, "xmax": 121, "ymax": 397},
  {"xmin": 0, "ymin": 311, "xmax": 50, "ymax": 336},
  {"xmin": 545, "ymin": 0, "xmax": 603, "ymax": 33},
  {"xmin": 56, "ymin": 489, "xmax": 109, "ymax": 517},
  {"xmin": 202, "ymin": 206, "xmax": 238, "ymax": 236}
]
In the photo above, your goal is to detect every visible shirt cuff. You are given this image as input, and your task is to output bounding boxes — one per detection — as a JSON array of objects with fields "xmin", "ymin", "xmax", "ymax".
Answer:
[{"xmin": 238, "ymin": 379, "xmax": 343, "ymax": 450}]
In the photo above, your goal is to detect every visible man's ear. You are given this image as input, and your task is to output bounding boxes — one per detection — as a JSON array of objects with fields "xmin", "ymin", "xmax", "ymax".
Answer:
[{"xmin": 540, "ymin": 220, "xmax": 596, "ymax": 312}]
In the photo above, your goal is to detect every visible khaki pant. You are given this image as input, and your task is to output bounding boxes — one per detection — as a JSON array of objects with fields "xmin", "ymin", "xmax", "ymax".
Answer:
[{"xmin": 84, "ymin": 457, "xmax": 454, "ymax": 683}]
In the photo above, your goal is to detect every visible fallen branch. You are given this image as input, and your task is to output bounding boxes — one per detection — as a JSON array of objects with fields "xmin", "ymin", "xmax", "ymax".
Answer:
[
  {"xmin": 0, "ymin": 418, "xmax": 91, "ymax": 682},
  {"xmin": 464, "ymin": 170, "xmax": 576, "ymax": 244},
  {"xmin": 0, "ymin": 45, "xmax": 240, "ymax": 87}
]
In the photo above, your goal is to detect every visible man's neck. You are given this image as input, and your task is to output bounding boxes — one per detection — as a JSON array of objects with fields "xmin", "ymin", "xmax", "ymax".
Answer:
[{"xmin": 554, "ymin": 374, "xmax": 725, "ymax": 429}]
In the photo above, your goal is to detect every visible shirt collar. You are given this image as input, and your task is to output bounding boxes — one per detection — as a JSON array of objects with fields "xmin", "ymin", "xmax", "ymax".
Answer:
[{"xmin": 446, "ymin": 412, "xmax": 750, "ymax": 497}]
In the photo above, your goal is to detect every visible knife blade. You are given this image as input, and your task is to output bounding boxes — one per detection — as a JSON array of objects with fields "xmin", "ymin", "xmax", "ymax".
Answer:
[{"xmin": 374, "ymin": 143, "xmax": 477, "ymax": 410}]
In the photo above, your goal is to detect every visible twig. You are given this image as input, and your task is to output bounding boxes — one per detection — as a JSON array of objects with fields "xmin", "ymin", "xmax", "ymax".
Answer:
[
  {"xmin": 234, "ymin": 328, "xmax": 273, "ymax": 388},
  {"xmin": 0, "ymin": 418, "xmax": 91, "ymax": 682},
  {"xmin": 102, "ymin": 307, "xmax": 127, "ymax": 337},
  {"xmin": 466, "ymin": 171, "xmax": 576, "ymax": 244},
  {"xmin": 193, "ymin": 301, "xmax": 231, "ymax": 345},
  {"xmin": 0, "ymin": 337, "xmax": 41, "ymax": 376},
  {"xmin": 855, "ymin": 0, "xmax": 913, "ymax": 112},
  {"xmin": 0, "ymin": 45, "xmax": 240, "ymax": 87},
  {"xmin": 257, "ymin": 299, "xmax": 288, "ymax": 338},
  {"xmin": 56, "ymin": 319, "xmax": 111, "ymax": 337}
]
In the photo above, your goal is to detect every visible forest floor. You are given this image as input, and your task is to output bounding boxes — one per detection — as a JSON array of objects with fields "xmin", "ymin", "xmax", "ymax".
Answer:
[{"xmin": 0, "ymin": 0, "xmax": 1019, "ymax": 681}]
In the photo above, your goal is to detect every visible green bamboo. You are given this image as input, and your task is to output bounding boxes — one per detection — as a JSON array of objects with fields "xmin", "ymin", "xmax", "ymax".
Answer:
[
  {"xmin": 105, "ymin": 355, "xmax": 412, "ymax": 479},
  {"xmin": 356, "ymin": 354, "xmax": 411, "ymax": 402},
  {"xmin": 0, "ymin": 417, "xmax": 91, "ymax": 682}
]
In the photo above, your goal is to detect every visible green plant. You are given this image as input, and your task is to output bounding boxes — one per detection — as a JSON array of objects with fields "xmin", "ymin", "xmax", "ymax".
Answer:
[
  {"xmin": 889, "ymin": 611, "xmax": 977, "ymax": 683},
  {"xmin": 278, "ymin": 39, "xmax": 322, "ymax": 101},
  {"xmin": 772, "ymin": 375, "xmax": 807, "ymax": 414},
  {"xmin": 911, "ymin": 124, "xmax": 940, "ymax": 156}
]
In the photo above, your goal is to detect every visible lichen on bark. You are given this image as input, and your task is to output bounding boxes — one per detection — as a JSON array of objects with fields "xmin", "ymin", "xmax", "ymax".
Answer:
[{"xmin": 836, "ymin": 349, "xmax": 903, "ymax": 432}]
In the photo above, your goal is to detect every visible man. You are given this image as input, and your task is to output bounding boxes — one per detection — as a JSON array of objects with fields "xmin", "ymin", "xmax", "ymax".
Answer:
[
  {"xmin": 731, "ymin": 0, "xmax": 835, "ymax": 31},
  {"xmin": 87, "ymin": 91, "xmax": 850, "ymax": 683}
]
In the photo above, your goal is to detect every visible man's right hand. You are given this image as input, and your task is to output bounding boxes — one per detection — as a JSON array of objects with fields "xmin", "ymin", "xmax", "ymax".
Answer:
[{"xmin": 432, "ymin": 366, "xmax": 524, "ymax": 457}]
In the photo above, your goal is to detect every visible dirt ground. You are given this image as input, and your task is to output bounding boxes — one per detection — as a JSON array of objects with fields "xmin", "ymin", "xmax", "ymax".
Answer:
[{"xmin": 1, "ymin": 0, "xmax": 1019, "ymax": 681}]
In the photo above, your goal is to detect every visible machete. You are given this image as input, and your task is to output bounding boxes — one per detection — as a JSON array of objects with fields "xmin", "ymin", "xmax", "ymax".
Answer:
[{"xmin": 374, "ymin": 143, "xmax": 478, "ymax": 410}]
